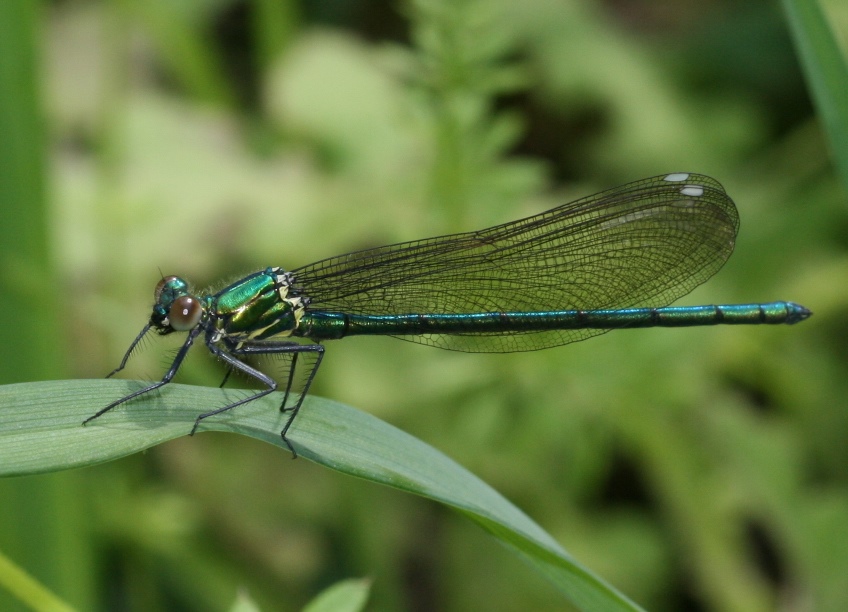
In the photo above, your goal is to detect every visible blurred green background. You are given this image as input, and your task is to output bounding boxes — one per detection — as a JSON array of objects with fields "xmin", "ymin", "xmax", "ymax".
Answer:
[{"xmin": 1, "ymin": 0, "xmax": 845, "ymax": 610}]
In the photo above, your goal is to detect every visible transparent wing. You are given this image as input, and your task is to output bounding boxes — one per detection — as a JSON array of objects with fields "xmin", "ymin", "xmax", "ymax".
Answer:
[{"xmin": 292, "ymin": 173, "xmax": 738, "ymax": 352}]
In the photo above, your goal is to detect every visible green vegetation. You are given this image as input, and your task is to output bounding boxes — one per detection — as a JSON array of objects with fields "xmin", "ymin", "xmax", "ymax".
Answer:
[{"xmin": 0, "ymin": 0, "xmax": 844, "ymax": 610}]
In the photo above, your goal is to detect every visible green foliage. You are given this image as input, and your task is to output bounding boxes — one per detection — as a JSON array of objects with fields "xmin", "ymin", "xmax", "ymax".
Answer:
[
  {"xmin": 0, "ymin": 2, "xmax": 91, "ymax": 612},
  {"xmin": 0, "ymin": 549, "xmax": 75, "ymax": 612},
  {"xmin": 0, "ymin": 0, "xmax": 844, "ymax": 610},
  {"xmin": 781, "ymin": 0, "xmax": 848, "ymax": 187},
  {"xmin": 301, "ymin": 578, "xmax": 371, "ymax": 612}
]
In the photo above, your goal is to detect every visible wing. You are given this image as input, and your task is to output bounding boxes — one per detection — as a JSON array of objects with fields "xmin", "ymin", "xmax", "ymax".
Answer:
[{"xmin": 291, "ymin": 173, "xmax": 738, "ymax": 352}]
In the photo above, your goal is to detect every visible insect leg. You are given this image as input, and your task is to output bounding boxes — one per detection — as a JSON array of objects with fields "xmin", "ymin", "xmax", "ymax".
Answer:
[
  {"xmin": 106, "ymin": 323, "xmax": 152, "ymax": 378},
  {"xmin": 230, "ymin": 342, "xmax": 325, "ymax": 456},
  {"xmin": 85, "ymin": 324, "xmax": 202, "ymax": 425},
  {"xmin": 218, "ymin": 367, "xmax": 234, "ymax": 388}
]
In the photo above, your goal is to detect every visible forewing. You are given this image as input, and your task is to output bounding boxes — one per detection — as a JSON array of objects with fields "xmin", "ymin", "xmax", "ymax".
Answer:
[{"xmin": 292, "ymin": 173, "xmax": 738, "ymax": 352}]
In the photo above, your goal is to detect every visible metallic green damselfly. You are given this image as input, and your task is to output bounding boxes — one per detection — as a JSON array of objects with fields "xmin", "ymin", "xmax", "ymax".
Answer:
[{"xmin": 86, "ymin": 173, "xmax": 810, "ymax": 454}]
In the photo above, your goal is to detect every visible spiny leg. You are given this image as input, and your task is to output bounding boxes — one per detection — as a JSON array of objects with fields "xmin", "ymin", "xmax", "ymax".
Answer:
[
  {"xmin": 218, "ymin": 366, "xmax": 234, "ymax": 388},
  {"xmin": 231, "ymin": 342, "xmax": 325, "ymax": 455},
  {"xmin": 85, "ymin": 325, "xmax": 202, "ymax": 425},
  {"xmin": 195, "ymin": 343, "xmax": 278, "ymax": 435},
  {"xmin": 106, "ymin": 323, "xmax": 152, "ymax": 378},
  {"xmin": 281, "ymin": 352, "xmax": 299, "ymax": 412}
]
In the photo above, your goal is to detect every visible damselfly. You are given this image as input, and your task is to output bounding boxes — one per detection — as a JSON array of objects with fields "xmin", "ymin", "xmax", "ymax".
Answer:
[{"xmin": 86, "ymin": 173, "xmax": 810, "ymax": 454}]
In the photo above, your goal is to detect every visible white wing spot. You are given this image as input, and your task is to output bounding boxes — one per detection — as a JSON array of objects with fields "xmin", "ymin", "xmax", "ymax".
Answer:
[
  {"xmin": 663, "ymin": 173, "xmax": 690, "ymax": 182},
  {"xmin": 680, "ymin": 185, "xmax": 704, "ymax": 197}
]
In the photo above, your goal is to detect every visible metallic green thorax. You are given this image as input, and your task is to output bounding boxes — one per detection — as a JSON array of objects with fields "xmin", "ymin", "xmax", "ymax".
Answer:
[{"xmin": 212, "ymin": 268, "xmax": 305, "ymax": 341}]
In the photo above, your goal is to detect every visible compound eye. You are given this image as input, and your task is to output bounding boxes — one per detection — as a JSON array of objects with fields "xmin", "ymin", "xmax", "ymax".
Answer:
[
  {"xmin": 169, "ymin": 296, "xmax": 203, "ymax": 331},
  {"xmin": 155, "ymin": 275, "xmax": 181, "ymax": 302}
]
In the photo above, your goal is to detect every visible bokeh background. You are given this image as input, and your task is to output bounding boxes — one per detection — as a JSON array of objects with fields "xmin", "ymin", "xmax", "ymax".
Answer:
[{"xmin": 1, "ymin": 0, "xmax": 846, "ymax": 610}]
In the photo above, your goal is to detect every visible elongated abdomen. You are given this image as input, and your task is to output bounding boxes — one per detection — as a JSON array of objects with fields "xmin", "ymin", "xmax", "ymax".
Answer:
[{"xmin": 299, "ymin": 301, "xmax": 810, "ymax": 343}]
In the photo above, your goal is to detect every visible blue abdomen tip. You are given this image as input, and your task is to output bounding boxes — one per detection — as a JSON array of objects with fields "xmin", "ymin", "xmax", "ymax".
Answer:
[{"xmin": 786, "ymin": 302, "xmax": 812, "ymax": 324}]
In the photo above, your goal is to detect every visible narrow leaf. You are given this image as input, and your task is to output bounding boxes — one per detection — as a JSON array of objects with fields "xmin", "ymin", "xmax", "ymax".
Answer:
[{"xmin": 0, "ymin": 380, "xmax": 642, "ymax": 611}]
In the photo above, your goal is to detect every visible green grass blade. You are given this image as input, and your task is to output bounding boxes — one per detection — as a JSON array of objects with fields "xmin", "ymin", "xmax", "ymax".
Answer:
[
  {"xmin": 302, "ymin": 578, "xmax": 371, "ymax": 612},
  {"xmin": 781, "ymin": 0, "xmax": 848, "ymax": 187},
  {"xmin": 0, "ymin": 4, "xmax": 94, "ymax": 611},
  {"xmin": 0, "ymin": 380, "xmax": 643, "ymax": 611},
  {"xmin": 0, "ymin": 548, "xmax": 76, "ymax": 612}
]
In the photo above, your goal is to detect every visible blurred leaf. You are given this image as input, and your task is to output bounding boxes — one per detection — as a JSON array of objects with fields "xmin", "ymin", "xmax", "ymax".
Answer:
[
  {"xmin": 228, "ymin": 589, "xmax": 262, "ymax": 612},
  {"xmin": 781, "ymin": 0, "xmax": 848, "ymax": 189},
  {"xmin": 0, "ymin": 380, "xmax": 643, "ymax": 611},
  {"xmin": 117, "ymin": 0, "xmax": 235, "ymax": 107},
  {"xmin": 302, "ymin": 578, "xmax": 371, "ymax": 612},
  {"xmin": 0, "ymin": 0, "xmax": 58, "ymax": 381},
  {"xmin": 252, "ymin": 0, "xmax": 299, "ymax": 73},
  {"xmin": 0, "ymin": 3, "xmax": 94, "ymax": 612},
  {"xmin": 0, "ymin": 549, "xmax": 76, "ymax": 612}
]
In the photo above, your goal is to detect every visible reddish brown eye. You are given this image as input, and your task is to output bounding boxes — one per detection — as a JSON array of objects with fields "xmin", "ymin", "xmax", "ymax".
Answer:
[
  {"xmin": 169, "ymin": 296, "xmax": 203, "ymax": 331},
  {"xmin": 155, "ymin": 275, "xmax": 180, "ymax": 302}
]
